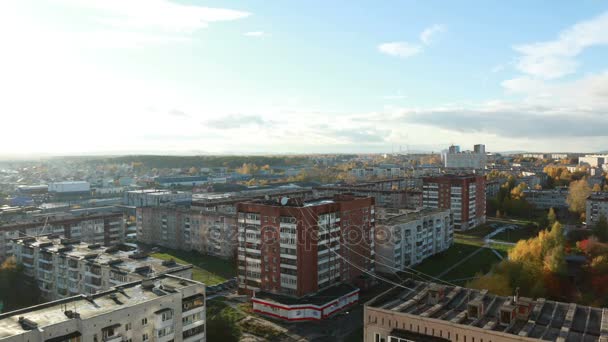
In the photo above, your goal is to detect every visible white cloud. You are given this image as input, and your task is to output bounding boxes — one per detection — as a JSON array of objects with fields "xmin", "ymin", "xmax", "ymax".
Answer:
[
  {"xmin": 378, "ymin": 42, "xmax": 422, "ymax": 58},
  {"xmin": 420, "ymin": 24, "xmax": 446, "ymax": 45},
  {"xmin": 54, "ymin": 0, "xmax": 250, "ymax": 33},
  {"xmin": 244, "ymin": 31, "xmax": 265, "ymax": 37},
  {"xmin": 513, "ymin": 11, "xmax": 608, "ymax": 79}
]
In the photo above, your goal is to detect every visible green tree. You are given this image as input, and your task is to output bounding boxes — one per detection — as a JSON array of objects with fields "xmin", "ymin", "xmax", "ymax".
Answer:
[
  {"xmin": 0, "ymin": 257, "xmax": 42, "ymax": 312},
  {"xmin": 547, "ymin": 208, "xmax": 557, "ymax": 226},
  {"xmin": 593, "ymin": 214, "xmax": 608, "ymax": 243},
  {"xmin": 566, "ymin": 179, "xmax": 591, "ymax": 214}
]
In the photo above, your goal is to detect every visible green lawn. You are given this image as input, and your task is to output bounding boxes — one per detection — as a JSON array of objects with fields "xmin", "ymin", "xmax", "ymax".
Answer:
[
  {"xmin": 492, "ymin": 227, "xmax": 539, "ymax": 243},
  {"xmin": 441, "ymin": 248, "xmax": 502, "ymax": 283},
  {"xmin": 455, "ymin": 223, "xmax": 498, "ymax": 238},
  {"xmin": 413, "ymin": 242, "xmax": 481, "ymax": 277},
  {"xmin": 150, "ymin": 247, "xmax": 235, "ymax": 285}
]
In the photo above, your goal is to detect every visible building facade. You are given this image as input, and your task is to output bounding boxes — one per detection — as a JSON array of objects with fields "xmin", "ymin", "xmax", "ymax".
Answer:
[
  {"xmin": 422, "ymin": 175, "xmax": 486, "ymax": 230},
  {"xmin": 123, "ymin": 189, "xmax": 191, "ymax": 207},
  {"xmin": 0, "ymin": 274, "xmax": 206, "ymax": 342},
  {"xmin": 315, "ymin": 186, "xmax": 422, "ymax": 209},
  {"xmin": 237, "ymin": 194, "xmax": 375, "ymax": 299},
  {"xmin": 12, "ymin": 236, "xmax": 193, "ymax": 300},
  {"xmin": 0, "ymin": 212, "xmax": 125, "ymax": 261},
  {"xmin": 137, "ymin": 206, "xmax": 237, "ymax": 259},
  {"xmin": 364, "ymin": 281, "xmax": 607, "ymax": 342},
  {"xmin": 586, "ymin": 193, "xmax": 608, "ymax": 226},
  {"xmin": 443, "ymin": 144, "xmax": 487, "ymax": 169},
  {"xmin": 523, "ymin": 188, "xmax": 569, "ymax": 209},
  {"xmin": 374, "ymin": 208, "xmax": 453, "ymax": 273}
]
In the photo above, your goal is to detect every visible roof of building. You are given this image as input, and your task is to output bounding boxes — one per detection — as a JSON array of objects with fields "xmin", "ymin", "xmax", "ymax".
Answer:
[
  {"xmin": 14, "ymin": 236, "xmax": 191, "ymax": 276},
  {"xmin": 0, "ymin": 275, "xmax": 202, "ymax": 339},
  {"xmin": 366, "ymin": 280, "xmax": 607, "ymax": 342},
  {"xmin": 254, "ymin": 283, "xmax": 358, "ymax": 306},
  {"xmin": 377, "ymin": 208, "xmax": 451, "ymax": 225}
]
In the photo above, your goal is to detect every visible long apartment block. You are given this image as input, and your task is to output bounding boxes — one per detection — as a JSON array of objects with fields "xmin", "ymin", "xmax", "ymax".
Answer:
[
  {"xmin": 12, "ymin": 236, "xmax": 192, "ymax": 300},
  {"xmin": 374, "ymin": 208, "xmax": 453, "ymax": 273},
  {"xmin": 0, "ymin": 212, "xmax": 125, "ymax": 261},
  {"xmin": 0, "ymin": 274, "xmax": 206, "ymax": 342},
  {"xmin": 365, "ymin": 280, "xmax": 608, "ymax": 342},
  {"xmin": 136, "ymin": 206, "xmax": 236, "ymax": 260}
]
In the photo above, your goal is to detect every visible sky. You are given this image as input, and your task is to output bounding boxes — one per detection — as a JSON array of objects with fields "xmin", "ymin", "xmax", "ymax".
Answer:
[{"xmin": 2, "ymin": 0, "xmax": 608, "ymax": 156}]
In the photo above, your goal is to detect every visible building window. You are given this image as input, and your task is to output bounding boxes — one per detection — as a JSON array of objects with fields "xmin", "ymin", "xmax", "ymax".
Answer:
[
  {"xmin": 125, "ymin": 322, "xmax": 132, "ymax": 331},
  {"xmin": 142, "ymin": 334, "xmax": 149, "ymax": 342},
  {"xmin": 141, "ymin": 317, "xmax": 148, "ymax": 326}
]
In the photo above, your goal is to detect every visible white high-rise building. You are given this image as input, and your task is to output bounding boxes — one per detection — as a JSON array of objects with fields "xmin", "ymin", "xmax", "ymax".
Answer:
[
  {"xmin": 443, "ymin": 144, "xmax": 487, "ymax": 169},
  {"xmin": 374, "ymin": 208, "xmax": 453, "ymax": 273},
  {"xmin": 0, "ymin": 274, "xmax": 206, "ymax": 342}
]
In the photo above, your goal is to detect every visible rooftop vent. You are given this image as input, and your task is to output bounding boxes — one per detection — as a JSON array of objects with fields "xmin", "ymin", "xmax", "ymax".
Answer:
[
  {"xmin": 161, "ymin": 259, "xmax": 177, "ymax": 267},
  {"xmin": 18, "ymin": 317, "xmax": 38, "ymax": 330},
  {"xmin": 129, "ymin": 252, "xmax": 148, "ymax": 260},
  {"xmin": 64, "ymin": 310, "xmax": 80, "ymax": 319},
  {"xmin": 87, "ymin": 243, "xmax": 101, "ymax": 250},
  {"xmin": 141, "ymin": 278, "xmax": 155, "ymax": 290},
  {"xmin": 84, "ymin": 253, "xmax": 99, "ymax": 260},
  {"xmin": 38, "ymin": 242, "xmax": 53, "ymax": 248}
]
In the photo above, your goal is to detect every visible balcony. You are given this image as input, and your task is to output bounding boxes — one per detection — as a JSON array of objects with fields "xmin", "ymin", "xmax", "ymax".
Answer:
[{"xmin": 103, "ymin": 335, "xmax": 122, "ymax": 342}]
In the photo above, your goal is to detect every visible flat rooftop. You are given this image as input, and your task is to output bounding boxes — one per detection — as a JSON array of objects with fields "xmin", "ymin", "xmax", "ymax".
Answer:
[
  {"xmin": 377, "ymin": 208, "xmax": 450, "ymax": 225},
  {"xmin": 0, "ymin": 275, "xmax": 202, "ymax": 339},
  {"xmin": 366, "ymin": 280, "xmax": 607, "ymax": 342},
  {"xmin": 255, "ymin": 283, "xmax": 358, "ymax": 306},
  {"xmin": 15, "ymin": 236, "xmax": 191, "ymax": 276}
]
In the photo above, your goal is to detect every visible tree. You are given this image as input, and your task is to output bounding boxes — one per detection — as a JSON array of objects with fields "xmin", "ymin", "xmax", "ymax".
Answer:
[
  {"xmin": 548, "ymin": 208, "xmax": 557, "ymax": 226},
  {"xmin": 593, "ymin": 183, "xmax": 602, "ymax": 192},
  {"xmin": 593, "ymin": 214, "xmax": 608, "ymax": 243},
  {"xmin": 566, "ymin": 179, "xmax": 591, "ymax": 214},
  {"xmin": 0, "ymin": 257, "xmax": 42, "ymax": 312}
]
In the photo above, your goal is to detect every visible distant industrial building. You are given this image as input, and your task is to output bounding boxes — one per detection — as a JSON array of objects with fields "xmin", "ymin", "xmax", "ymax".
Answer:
[
  {"xmin": 12, "ymin": 236, "xmax": 192, "ymax": 300},
  {"xmin": 423, "ymin": 174, "xmax": 486, "ymax": 230},
  {"xmin": 374, "ymin": 208, "xmax": 453, "ymax": 273},
  {"xmin": 123, "ymin": 189, "xmax": 191, "ymax": 207},
  {"xmin": 237, "ymin": 194, "xmax": 375, "ymax": 320},
  {"xmin": 364, "ymin": 280, "xmax": 607, "ymax": 342},
  {"xmin": 443, "ymin": 144, "xmax": 487, "ymax": 169},
  {"xmin": 0, "ymin": 212, "xmax": 125, "ymax": 261},
  {"xmin": 155, "ymin": 176, "xmax": 209, "ymax": 187},
  {"xmin": 137, "ymin": 206, "xmax": 237, "ymax": 259},
  {"xmin": 48, "ymin": 181, "xmax": 91, "ymax": 194},
  {"xmin": 0, "ymin": 274, "xmax": 206, "ymax": 342}
]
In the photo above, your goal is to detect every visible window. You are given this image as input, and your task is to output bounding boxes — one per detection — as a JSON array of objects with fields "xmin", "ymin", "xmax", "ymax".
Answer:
[
  {"xmin": 141, "ymin": 317, "xmax": 148, "ymax": 326},
  {"xmin": 142, "ymin": 334, "xmax": 148, "ymax": 342},
  {"xmin": 161, "ymin": 310, "xmax": 173, "ymax": 321},
  {"xmin": 125, "ymin": 322, "xmax": 132, "ymax": 331}
]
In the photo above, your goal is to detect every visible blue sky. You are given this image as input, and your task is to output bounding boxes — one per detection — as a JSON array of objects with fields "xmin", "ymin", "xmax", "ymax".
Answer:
[{"xmin": 1, "ymin": 0, "xmax": 608, "ymax": 155}]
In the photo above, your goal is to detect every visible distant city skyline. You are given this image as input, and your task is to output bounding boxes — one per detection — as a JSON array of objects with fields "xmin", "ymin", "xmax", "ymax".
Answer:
[{"xmin": 2, "ymin": 1, "xmax": 608, "ymax": 155}]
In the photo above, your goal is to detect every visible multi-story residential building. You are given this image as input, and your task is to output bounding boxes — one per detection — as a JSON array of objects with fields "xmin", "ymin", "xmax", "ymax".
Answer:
[
  {"xmin": 0, "ymin": 274, "xmax": 206, "ymax": 342},
  {"xmin": 586, "ymin": 193, "xmax": 608, "ymax": 226},
  {"xmin": 137, "ymin": 206, "xmax": 237, "ymax": 259},
  {"xmin": 48, "ymin": 181, "xmax": 91, "ymax": 194},
  {"xmin": 579, "ymin": 155, "xmax": 608, "ymax": 168},
  {"xmin": 443, "ymin": 144, "xmax": 487, "ymax": 169},
  {"xmin": 237, "ymin": 194, "xmax": 375, "ymax": 320},
  {"xmin": 485, "ymin": 179, "xmax": 502, "ymax": 199},
  {"xmin": 123, "ymin": 189, "xmax": 191, "ymax": 207},
  {"xmin": 523, "ymin": 187, "xmax": 569, "ymax": 209},
  {"xmin": 374, "ymin": 208, "xmax": 453, "ymax": 273},
  {"xmin": 12, "ymin": 236, "xmax": 193, "ymax": 300},
  {"xmin": 315, "ymin": 186, "xmax": 422, "ymax": 209},
  {"xmin": 0, "ymin": 212, "xmax": 125, "ymax": 261},
  {"xmin": 423, "ymin": 175, "xmax": 486, "ymax": 230},
  {"xmin": 364, "ymin": 280, "xmax": 607, "ymax": 342}
]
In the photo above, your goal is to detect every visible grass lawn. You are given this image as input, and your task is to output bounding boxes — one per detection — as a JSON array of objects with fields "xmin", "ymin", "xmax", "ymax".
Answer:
[
  {"xmin": 441, "ymin": 248, "xmax": 502, "ymax": 283},
  {"xmin": 489, "ymin": 242, "xmax": 512, "ymax": 256},
  {"xmin": 492, "ymin": 227, "xmax": 539, "ymax": 243},
  {"xmin": 456, "ymin": 223, "xmax": 498, "ymax": 238},
  {"xmin": 150, "ymin": 247, "xmax": 235, "ymax": 285},
  {"xmin": 413, "ymin": 242, "xmax": 481, "ymax": 277}
]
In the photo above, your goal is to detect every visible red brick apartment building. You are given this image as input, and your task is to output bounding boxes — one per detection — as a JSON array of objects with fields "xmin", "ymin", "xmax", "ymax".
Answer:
[
  {"xmin": 422, "ymin": 174, "xmax": 486, "ymax": 230},
  {"xmin": 236, "ymin": 194, "xmax": 375, "ymax": 320}
]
